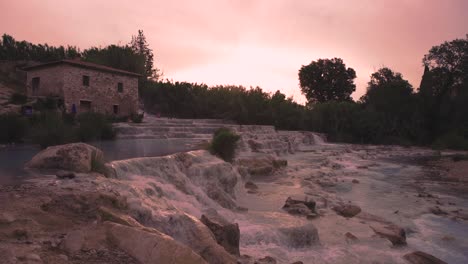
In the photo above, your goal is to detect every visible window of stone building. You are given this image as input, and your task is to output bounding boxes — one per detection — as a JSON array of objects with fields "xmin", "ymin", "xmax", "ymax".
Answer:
[
  {"xmin": 113, "ymin": 105, "xmax": 119, "ymax": 114},
  {"xmin": 117, "ymin": 82, "xmax": 123, "ymax": 93},
  {"xmin": 79, "ymin": 100, "xmax": 92, "ymax": 112},
  {"xmin": 82, "ymin": 75, "xmax": 90, "ymax": 86},
  {"xmin": 32, "ymin": 77, "xmax": 40, "ymax": 95}
]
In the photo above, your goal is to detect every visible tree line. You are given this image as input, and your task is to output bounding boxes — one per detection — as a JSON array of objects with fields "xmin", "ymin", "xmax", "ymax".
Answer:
[
  {"xmin": 1, "ymin": 32, "xmax": 467, "ymax": 149},
  {"xmin": 0, "ymin": 31, "xmax": 159, "ymax": 79}
]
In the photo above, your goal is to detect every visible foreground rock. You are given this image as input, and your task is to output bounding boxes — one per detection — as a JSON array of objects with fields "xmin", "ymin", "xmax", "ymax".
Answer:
[
  {"xmin": 282, "ymin": 196, "xmax": 316, "ymax": 216},
  {"xmin": 333, "ymin": 204, "xmax": 362, "ymax": 218},
  {"xmin": 255, "ymin": 256, "xmax": 277, "ymax": 264},
  {"xmin": 370, "ymin": 224, "xmax": 407, "ymax": 246},
  {"xmin": 403, "ymin": 251, "xmax": 447, "ymax": 264},
  {"xmin": 201, "ymin": 209, "xmax": 240, "ymax": 256},
  {"xmin": 279, "ymin": 223, "xmax": 320, "ymax": 248},
  {"xmin": 245, "ymin": 181, "xmax": 259, "ymax": 194},
  {"xmin": 236, "ymin": 156, "xmax": 287, "ymax": 177},
  {"xmin": 106, "ymin": 222, "xmax": 207, "ymax": 264},
  {"xmin": 56, "ymin": 170, "xmax": 76, "ymax": 179},
  {"xmin": 26, "ymin": 143, "xmax": 104, "ymax": 173}
]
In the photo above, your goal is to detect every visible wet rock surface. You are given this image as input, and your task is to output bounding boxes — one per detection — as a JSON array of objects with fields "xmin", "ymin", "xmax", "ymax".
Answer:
[
  {"xmin": 370, "ymin": 224, "xmax": 407, "ymax": 246},
  {"xmin": 245, "ymin": 181, "xmax": 259, "ymax": 194},
  {"xmin": 333, "ymin": 204, "xmax": 362, "ymax": 218},
  {"xmin": 106, "ymin": 222, "xmax": 208, "ymax": 264},
  {"xmin": 1, "ymin": 136, "xmax": 468, "ymax": 263},
  {"xmin": 56, "ymin": 170, "xmax": 76, "ymax": 179},
  {"xmin": 403, "ymin": 251, "xmax": 448, "ymax": 264},
  {"xmin": 255, "ymin": 256, "xmax": 277, "ymax": 264},
  {"xmin": 282, "ymin": 196, "xmax": 316, "ymax": 216},
  {"xmin": 26, "ymin": 143, "xmax": 104, "ymax": 173},
  {"xmin": 279, "ymin": 223, "xmax": 320, "ymax": 248},
  {"xmin": 201, "ymin": 209, "xmax": 240, "ymax": 256}
]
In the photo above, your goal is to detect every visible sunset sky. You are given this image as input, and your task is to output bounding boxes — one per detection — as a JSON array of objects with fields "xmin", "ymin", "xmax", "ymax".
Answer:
[{"xmin": 1, "ymin": 0, "xmax": 467, "ymax": 103}]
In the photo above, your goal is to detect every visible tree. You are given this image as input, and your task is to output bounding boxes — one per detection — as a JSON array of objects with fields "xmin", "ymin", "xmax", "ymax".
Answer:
[
  {"xmin": 360, "ymin": 67, "xmax": 413, "ymax": 107},
  {"xmin": 298, "ymin": 58, "xmax": 356, "ymax": 104},
  {"xmin": 420, "ymin": 35, "xmax": 468, "ymax": 141},
  {"xmin": 0, "ymin": 34, "xmax": 80, "ymax": 61},
  {"xmin": 361, "ymin": 67, "xmax": 421, "ymax": 143},
  {"xmin": 130, "ymin": 30, "xmax": 161, "ymax": 80},
  {"xmin": 82, "ymin": 45, "xmax": 145, "ymax": 75}
]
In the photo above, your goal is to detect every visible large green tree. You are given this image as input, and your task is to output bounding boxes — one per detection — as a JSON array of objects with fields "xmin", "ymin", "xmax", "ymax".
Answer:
[{"xmin": 298, "ymin": 58, "xmax": 356, "ymax": 104}]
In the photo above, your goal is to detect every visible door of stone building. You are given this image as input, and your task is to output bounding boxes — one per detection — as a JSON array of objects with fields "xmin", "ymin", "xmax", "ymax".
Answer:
[
  {"xmin": 32, "ymin": 77, "xmax": 40, "ymax": 96},
  {"xmin": 79, "ymin": 100, "xmax": 92, "ymax": 112}
]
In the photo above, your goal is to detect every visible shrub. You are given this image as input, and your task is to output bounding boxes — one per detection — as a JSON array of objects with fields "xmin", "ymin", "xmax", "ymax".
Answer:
[
  {"xmin": 30, "ymin": 111, "xmax": 75, "ymax": 148},
  {"xmin": 9, "ymin": 93, "xmax": 27, "ymax": 105},
  {"xmin": 91, "ymin": 150, "xmax": 107, "ymax": 174},
  {"xmin": 77, "ymin": 112, "xmax": 116, "ymax": 141},
  {"xmin": 432, "ymin": 132, "xmax": 468, "ymax": 150},
  {"xmin": 210, "ymin": 127, "xmax": 240, "ymax": 162},
  {"xmin": 131, "ymin": 112, "xmax": 144, "ymax": 123},
  {"xmin": 0, "ymin": 113, "xmax": 28, "ymax": 143}
]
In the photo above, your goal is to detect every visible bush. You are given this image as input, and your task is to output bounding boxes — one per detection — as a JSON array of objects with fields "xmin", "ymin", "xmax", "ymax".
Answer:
[
  {"xmin": 30, "ymin": 111, "xmax": 75, "ymax": 148},
  {"xmin": 131, "ymin": 112, "xmax": 144, "ymax": 123},
  {"xmin": 432, "ymin": 132, "xmax": 468, "ymax": 150},
  {"xmin": 77, "ymin": 112, "xmax": 116, "ymax": 141},
  {"xmin": 9, "ymin": 93, "xmax": 27, "ymax": 105},
  {"xmin": 0, "ymin": 113, "xmax": 28, "ymax": 143},
  {"xmin": 210, "ymin": 128, "xmax": 240, "ymax": 162},
  {"xmin": 32, "ymin": 97, "xmax": 63, "ymax": 111},
  {"xmin": 91, "ymin": 150, "xmax": 107, "ymax": 174}
]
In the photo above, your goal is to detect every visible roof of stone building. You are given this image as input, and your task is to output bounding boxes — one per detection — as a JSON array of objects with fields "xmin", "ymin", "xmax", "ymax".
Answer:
[{"xmin": 22, "ymin": 59, "xmax": 142, "ymax": 77}]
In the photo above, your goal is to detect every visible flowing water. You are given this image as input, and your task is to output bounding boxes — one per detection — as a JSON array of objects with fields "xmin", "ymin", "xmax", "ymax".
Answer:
[
  {"xmin": 2, "ymin": 128, "xmax": 467, "ymax": 263},
  {"xmin": 108, "ymin": 142, "xmax": 468, "ymax": 263}
]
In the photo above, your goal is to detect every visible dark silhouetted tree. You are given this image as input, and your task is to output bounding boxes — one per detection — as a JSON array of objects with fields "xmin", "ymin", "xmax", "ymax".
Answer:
[
  {"xmin": 298, "ymin": 58, "xmax": 356, "ymax": 104},
  {"xmin": 130, "ymin": 30, "xmax": 160, "ymax": 80},
  {"xmin": 420, "ymin": 35, "xmax": 468, "ymax": 142},
  {"xmin": 360, "ymin": 67, "xmax": 413, "ymax": 106},
  {"xmin": 0, "ymin": 34, "xmax": 80, "ymax": 61},
  {"xmin": 361, "ymin": 67, "xmax": 422, "ymax": 143},
  {"xmin": 82, "ymin": 45, "xmax": 145, "ymax": 75}
]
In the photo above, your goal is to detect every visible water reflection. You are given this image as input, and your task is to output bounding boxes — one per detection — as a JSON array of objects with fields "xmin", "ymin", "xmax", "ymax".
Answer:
[{"xmin": 0, "ymin": 138, "xmax": 198, "ymax": 184}]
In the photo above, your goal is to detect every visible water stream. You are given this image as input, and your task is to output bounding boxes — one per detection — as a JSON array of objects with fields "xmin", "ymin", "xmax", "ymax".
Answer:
[{"xmin": 1, "ymin": 136, "xmax": 467, "ymax": 263}]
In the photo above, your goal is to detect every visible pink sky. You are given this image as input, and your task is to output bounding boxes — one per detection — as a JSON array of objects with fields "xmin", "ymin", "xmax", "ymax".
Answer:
[{"xmin": 1, "ymin": 0, "xmax": 467, "ymax": 103}]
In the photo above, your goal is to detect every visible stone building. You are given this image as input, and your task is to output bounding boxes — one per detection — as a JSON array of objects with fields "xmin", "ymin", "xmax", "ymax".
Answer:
[{"xmin": 23, "ymin": 60, "xmax": 140, "ymax": 116}]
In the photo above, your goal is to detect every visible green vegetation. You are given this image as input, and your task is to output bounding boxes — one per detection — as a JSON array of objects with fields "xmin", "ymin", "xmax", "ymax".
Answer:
[
  {"xmin": 0, "ymin": 34, "xmax": 80, "ymax": 61},
  {"xmin": 140, "ymin": 82, "xmax": 306, "ymax": 130},
  {"xmin": 9, "ymin": 93, "xmax": 27, "ymax": 104},
  {"xmin": 30, "ymin": 111, "xmax": 75, "ymax": 148},
  {"xmin": 90, "ymin": 150, "xmax": 107, "ymax": 175},
  {"xmin": 76, "ymin": 112, "xmax": 116, "ymax": 141},
  {"xmin": 0, "ymin": 113, "xmax": 28, "ymax": 143},
  {"xmin": 0, "ymin": 111, "xmax": 116, "ymax": 148},
  {"xmin": 210, "ymin": 128, "xmax": 240, "ymax": 162},
  {"xmin": 130, "ymin": 112, "xmax": 144, "ymax": 123},
  {"xmin": 299, "ymin": 58, "xmax": 356, "ymax": 103}
]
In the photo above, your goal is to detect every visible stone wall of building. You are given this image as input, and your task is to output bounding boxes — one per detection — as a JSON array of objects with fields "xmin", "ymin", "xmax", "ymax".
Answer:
[
  {"xmin": 25, "ymin": 65, "xmax": 65, "ymax": 97},
  {"xmin": 61, "ymin": 65, "xmax": 138, "ymax": 116}
]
